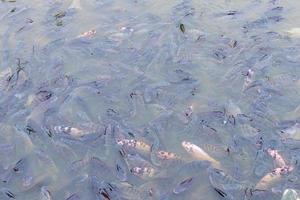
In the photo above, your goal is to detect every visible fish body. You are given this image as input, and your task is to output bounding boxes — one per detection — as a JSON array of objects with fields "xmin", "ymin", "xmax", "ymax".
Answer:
[
  {"xmin": 117, "ymin": 139, "xmax": 151, "ymax": 153},
  {"xmin": 173, "ymin": 177, "xmax": 193, "ymax": 194},
  {"xmin": 255, "ymin": 171, "xmax": 282, "ymax": 190},
  {"xmin": 208, "ymin": 168, "xmax": 245, "ymax": 200},
  {"xmin": 267, "ymin": 148, "xmax": 286, "ymax": 168},
  {"xmin": 130, "ymin": 166, "xmax": 155, "ymax": 178},
  {"xmin": 156, "ymin": 150, "xmax": 180, "ymax": 161},
  {"xmin": 53, "ymin": 126, "xmax": 88, "ymax": 138},
  {"xmin": 182, "ymin": 141, "xmax": 221, "ymax": 168}
]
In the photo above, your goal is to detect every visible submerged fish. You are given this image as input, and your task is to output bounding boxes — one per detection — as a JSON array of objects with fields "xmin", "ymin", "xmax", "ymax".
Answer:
[
  {"xmin": 173, "ymin": 177, "xmax": 193, "ymax": 194},
  {"xmin": 130, "ymin": 166, "xmax": 155, "ymax": 179},
  {"xmin": 53, "ymin": 126, "xmax": 89, "ymax": 138},
  {"xmin": 255, "ymin": 165, "xmax": 293, "ymax": 190},
  {"xmin": 116, "ymin": 139, "xmax": 151, "ymax": 153},
  {"xmin": 267, "ymin": 148, "xmax": 287, "ymax": 168},
  {"xmin": 255, "ymin": 170, "xmax": 282, "ymax": 190},
  {"xmin": 156, "ymin": 150, "xmax": 181, "ymax": 161},
  {"xmin": 208, "ymin": 167, "xmax": 246, "ymax": 199},
  {"xmin": 182, "ymin": 141, "xmax": 221, "ymax": 168}
]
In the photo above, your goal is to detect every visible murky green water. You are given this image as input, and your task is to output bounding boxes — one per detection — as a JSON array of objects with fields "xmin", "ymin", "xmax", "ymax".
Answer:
[{"xmin": 1, "ymin": 0, "xmax": 300, "ymax": 199}]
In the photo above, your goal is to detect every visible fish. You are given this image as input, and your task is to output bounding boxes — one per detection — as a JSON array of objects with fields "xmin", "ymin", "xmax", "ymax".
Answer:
[
  {"xmin": 90, "ymin": 176, "xmax": 121, "ymax": 200},
  {"xmin": 53, "ymin": 125, "xmax": 89, "ymax": 138},
  {"xmin": 156, "ymin": 150, "xmax": 181, "ymax": 161},
  {"xmin": 130, "ymin": 166, "xmax": 156, "ymax": 179},
  {"xmin": 208, "ymin": 167, "xmax": 246, "ymax": 199},
  {"xmin": 182, "ymin": 141, "xmax": 221, "ymax": 168},
  {"xmin": 116, "ymin": 139, "xmax": 151, "ymax": 153},
  {"xmin": 255, "ymin": 170, "xmax": 282, "ymax": 190},
  {"xmin": 255, "ymin": 165, "xmax": 293, "ymax": 191},
  {"xmin": 267, "ymin": 148, "xmax": 287, "ymax": 168},
  {"xmin": 173, "ymin": 177, "xmax": 193, "ymax": 194}
]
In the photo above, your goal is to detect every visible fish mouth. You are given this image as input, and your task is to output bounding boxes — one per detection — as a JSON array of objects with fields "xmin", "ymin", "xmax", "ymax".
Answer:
[
  {"xmin": 181, "ymin": 141, "xmax": 192, "ymax": 151},
  {"xmin": 181, "ymin": 141, "xmax": 188, "ymax": 147}
]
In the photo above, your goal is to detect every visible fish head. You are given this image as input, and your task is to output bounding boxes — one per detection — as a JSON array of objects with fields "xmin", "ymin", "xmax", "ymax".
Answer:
[{"xmin": 181, "ymin": 141, "xmax": 194, "ymax": 153}]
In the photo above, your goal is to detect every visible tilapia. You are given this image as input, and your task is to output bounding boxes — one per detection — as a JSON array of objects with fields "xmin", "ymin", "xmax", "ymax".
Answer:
[
  {"xmin": 156, "ymin": 150, "xmax": 181, "ymax": 161},
  {"xmin": 267, "ymin": 148, "xmax": 286, "ymax": 168},
  {"xmin": 90, "ymin": 176, "xmax": 121, "ymax": 200},
  {"xmin": 208, "ymin": 167, "xmax": 246, "ymax": 200},
  {"xmin": 130, "ymin": 166, "xmax": 156, "ymax": 179},
  {"xmin": 53, "ymin": 125, "xmax": 90, "ymax": 138},
  {"xmin": 172, "ymin": 177, "xmax": 193, "ymax": 194},
  {"xmin": 182, "ymin": 141, "xmax": 221, "ymax": 169},
  {"xmin": 255, "ymin": 170, "xmax": 282, "ymax": 190},
  {"xmin": 255, "ymin": 166, "xmax": 294, "ymax": 190},
  {"xmin": 116, "ymin": 139, "xmax": 151, "ymax": 153}
]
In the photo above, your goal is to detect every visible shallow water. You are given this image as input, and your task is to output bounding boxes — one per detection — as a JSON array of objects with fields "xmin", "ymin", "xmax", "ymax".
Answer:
[{"xmin": 1, "ymin": 0, "xmax": 300, "ymax": 199}]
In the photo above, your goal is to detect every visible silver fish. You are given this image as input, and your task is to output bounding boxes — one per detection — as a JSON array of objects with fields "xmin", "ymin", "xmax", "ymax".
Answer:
[{"xmin": 182, "ymin": 141, "xmax": 221, "ymax": 169}]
